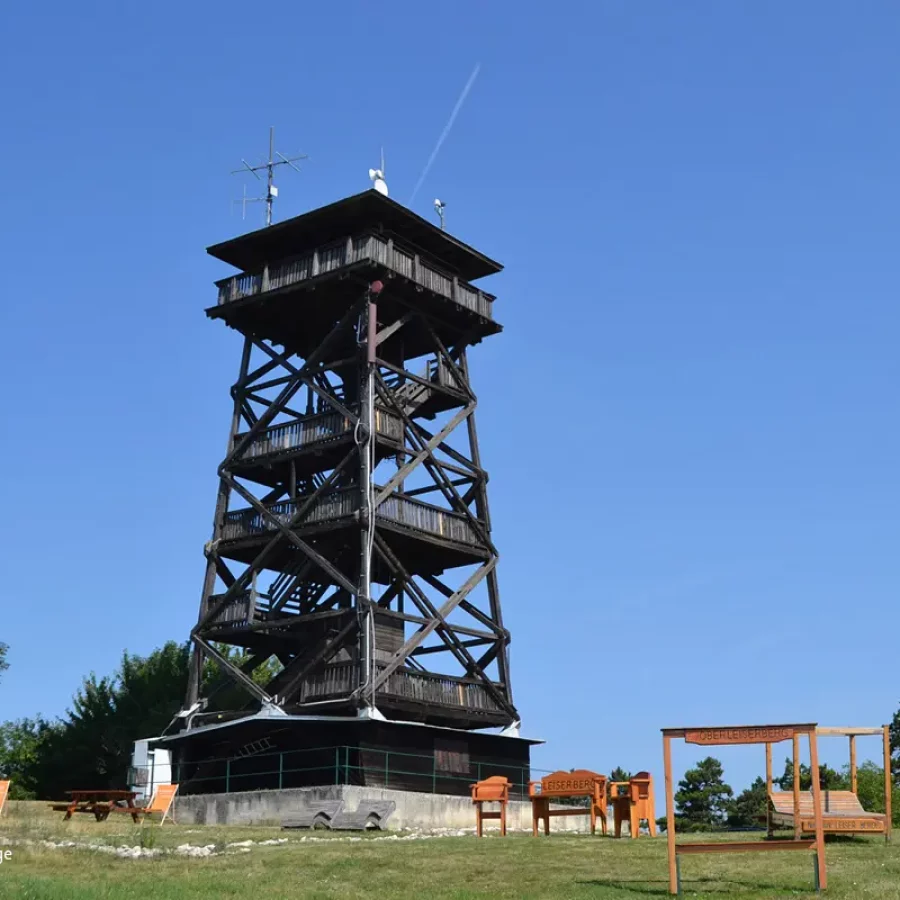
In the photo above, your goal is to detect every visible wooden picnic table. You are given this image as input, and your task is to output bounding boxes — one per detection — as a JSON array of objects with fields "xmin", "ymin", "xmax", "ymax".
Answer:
[{"xmin": 52, "ymin": 790, "xmax": 142, "ymax": 823}]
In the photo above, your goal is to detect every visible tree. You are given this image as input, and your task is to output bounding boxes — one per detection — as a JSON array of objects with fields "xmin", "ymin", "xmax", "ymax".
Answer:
[
  {"xmin": 609, "ymin": 767, "xmax": 632, "ymax": 783},
  {"xmin": 60, "ymin": 641, "xmax": 195, "ymax": 790},
  {"xmin": 52, "ymin": 641, "xmax": 282, "ymax": 792},
  {"xmin": 0, "ymin": 718, "xmax": 61, "ymax": 799},
  {"xmin": 0, "ymin": 639, "xmax": 284, "ymax": 798},
  {"xmin": 775, "ymin": 758, "xmax": 847, "ymax": 791},
  {"xmin": 846, "ymin": 761, "xmax": 900, "ymax": 826},
  {"xmin": 0, "ymin": 643, "xmax": 8, "ymax": 681},
  {"xmin": 727, "ymin": 776, "xmax": 768, "ymax": 829},
  {"xmin": 890, "ymin": 706, "xmax": 900, "ymax": 780},
  {"xmin": 674, "ymin": 757, "xmax": 733, "ymax": 831}
]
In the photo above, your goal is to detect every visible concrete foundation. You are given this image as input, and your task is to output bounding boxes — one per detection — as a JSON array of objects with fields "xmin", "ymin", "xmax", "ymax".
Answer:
[{"xmin": 174, "ymin": 785, "xmax": 609, "ymax": 833}]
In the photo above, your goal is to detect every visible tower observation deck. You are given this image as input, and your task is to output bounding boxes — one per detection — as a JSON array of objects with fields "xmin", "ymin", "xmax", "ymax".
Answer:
[{"xmin": 183, "ymin": 190, "xmax": 517, "ymax": 734}]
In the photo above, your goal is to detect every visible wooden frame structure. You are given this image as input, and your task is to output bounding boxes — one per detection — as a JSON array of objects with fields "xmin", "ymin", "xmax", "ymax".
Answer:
[
  {"xmin": 182, "ymin": 191, "xmax": 518, "ymax": 732},
  {"xmin": 0, "ymin": 781, "xmax": 9, "ymax": 817},
  {"xmin": 471, "ymin": 776, "xmax": 510, "ymax": 837},
  {"xmin": 663, "ymin": 724, "xmax": 827, "ymax": 895},
  {"xmin": 529, "ymin": 770, "xmax": 608, "ymax": 837},
  {"xmin": 766, "ymin": 726, "xmax": 892, "ymax": 841}
]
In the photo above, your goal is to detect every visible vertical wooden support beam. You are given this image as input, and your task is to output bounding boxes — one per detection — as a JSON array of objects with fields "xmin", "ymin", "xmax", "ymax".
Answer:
[
  {"xmin": 884, "ymin": 725, "xmax": 893, "ymax": 844},
  {"xmin": 248, "ymin": 570, "xmax": 258, "ymax": 622},
  {"xmin": 459, "ymin": 349, "xmax": 511, "ymax": 705},
  {"xmin": 849, "ymin": 735, "xmax": 857, "ymax": 794},
  {"xmin": 793, "ymin": 733, "xmax": 802, "ymax": 840},
  {"xmin": 663, "ymin": 735, "xmax": 677, "ymax": 895},
  {"xmin": 357, "ymin": 292, "xmax": 376, "ymax": 708},
  {"xmin": 765, "ymin": 742, "xmax": 773, "ymax": 837},
  {"xmin": 185, "ymin": 334, "xmax": 253, "ymax": 709},
  {"xmin": 808, "ymin": 730, "xmax": 828, "ymax": 891}
]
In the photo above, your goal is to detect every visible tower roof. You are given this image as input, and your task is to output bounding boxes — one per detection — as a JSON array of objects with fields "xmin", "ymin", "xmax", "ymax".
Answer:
[{"xmin": 207, "ymin": 189, "xmax": 502, "ymax": 282}]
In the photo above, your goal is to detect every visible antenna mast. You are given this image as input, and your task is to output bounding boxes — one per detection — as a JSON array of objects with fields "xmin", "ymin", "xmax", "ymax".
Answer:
[{"xmin": 232, "ymin": 126, "xmax": 307, "ymax": 226}]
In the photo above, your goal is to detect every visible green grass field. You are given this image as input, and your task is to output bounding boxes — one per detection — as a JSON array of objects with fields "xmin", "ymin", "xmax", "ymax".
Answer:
[{"xmin": 1, "ymin": 802, "xmax": 899, "ymax": 898}]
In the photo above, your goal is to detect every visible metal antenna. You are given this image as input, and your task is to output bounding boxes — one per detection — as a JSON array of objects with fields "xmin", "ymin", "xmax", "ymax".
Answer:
[
  {"xmin": 230, "ymin": 184, "xmax": 251, "ymax": 221},
  {"xmin": 231, "ymin": 126, "xmax": 307, "ymax": 226}
]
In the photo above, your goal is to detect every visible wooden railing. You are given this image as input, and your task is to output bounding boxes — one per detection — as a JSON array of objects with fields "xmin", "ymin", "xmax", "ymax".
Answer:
[
  {"xmin": 377, "ymin": 667, "xmax": 503, "ymax": 713},
  {"xmin": 221, "ymin": 486, "xmax": 480, "ymax": 547},
  {"xmin": 298, "ymin": 662, "xmax": 358, "ymax": 703},
  {"xmin": 207, "ymin": 588, "xmax": 295, "ymax": 628},
  {"xmin": 378, "ymin": 494, "xmax": 477, "ymax": 545},
  {"xmin": 222, "ymin": 489, "xmax": 358, "ymax": 541},
  {"xmin": 208, "ymin": 590, "xmax": 257, "ymax": 628},
  {"xmin": 296, "ymin": 663, "xmax": 502, "ymax": 713},
  {"xmin": 234, "ymin": 406, "xmax": 403, "ymax": 463},
  {"xmin": 215, "ymin": 233, "xmax": 495, "ymax": 320}
]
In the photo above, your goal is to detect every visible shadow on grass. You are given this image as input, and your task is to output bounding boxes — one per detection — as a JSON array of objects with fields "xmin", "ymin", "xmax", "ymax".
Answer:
[
  {"xmin": 574, "ymin": 878, "xmax": 669, "ymax": 896},
  {"xmin": 577, "ymin": 876, "xmax": 809, "ymax": 896}
]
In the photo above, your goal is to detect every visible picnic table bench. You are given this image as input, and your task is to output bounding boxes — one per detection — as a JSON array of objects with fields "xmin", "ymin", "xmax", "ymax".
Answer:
[
  {"xmin": 51, "ymin": 790, "xmax": 142, "ymax": 823},
  {"xmin": 529, "ymin": 770, "xmax": 608, "ymax": 836}
]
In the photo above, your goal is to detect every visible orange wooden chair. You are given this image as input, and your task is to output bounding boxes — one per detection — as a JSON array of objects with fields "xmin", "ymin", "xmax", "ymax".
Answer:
[
  {"xmin": 0, "ymin": 781, "xmax": 10, "ymax": 817},
  {"xmin": 471, "ymin": 776, "xmax": 510, "ymax": 837},
  {"xmin": 139, "ymin": 784, "xmax": 179, "ymax": 825},
  {"xmin": 609, "ymin": 771, "xmax": 656, "ymax": 838}
]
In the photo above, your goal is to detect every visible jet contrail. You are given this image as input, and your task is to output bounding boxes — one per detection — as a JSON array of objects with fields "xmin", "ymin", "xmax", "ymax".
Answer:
[{"xmin": 409, "ymin": 63, "xmax": 481, "ymax": 204}]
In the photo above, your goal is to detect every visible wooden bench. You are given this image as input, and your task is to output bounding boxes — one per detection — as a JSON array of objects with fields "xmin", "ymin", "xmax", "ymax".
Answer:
[
  {"xmin": 769, "ymin": 790, "xmax": 887, "ymax": 834},
  {"xmin": 471, "ymin": 776, "xmax": 510, "ymax": 837},
  {"xmin": 529, "ymin": 770, "xmax": 607, "ymax": 836}
]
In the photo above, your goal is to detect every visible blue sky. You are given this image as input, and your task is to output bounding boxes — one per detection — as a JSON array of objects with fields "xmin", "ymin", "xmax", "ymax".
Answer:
[{"xmin": 1, "ymin": 1, "xmax": 898, "ymax": 795}]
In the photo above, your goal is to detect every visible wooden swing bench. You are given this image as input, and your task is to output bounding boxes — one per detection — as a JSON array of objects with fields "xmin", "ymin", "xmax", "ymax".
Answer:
[
  {"xmin": 764, "ymin": 726, "xmax": 892, "ymax": 840},
  {"xmin": 769, "ymin": 790, "xmax": 887, "ymax": 834}
]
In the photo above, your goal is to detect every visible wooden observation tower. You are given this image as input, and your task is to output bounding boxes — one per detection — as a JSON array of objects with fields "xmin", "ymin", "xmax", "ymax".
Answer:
[{"xmin": 183, "ymin": 189, "xmax": 518, "ymax": 737}]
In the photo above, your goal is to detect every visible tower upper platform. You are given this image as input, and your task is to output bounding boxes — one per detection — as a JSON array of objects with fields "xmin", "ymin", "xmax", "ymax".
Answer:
[
  {"xmin": 209, "ymin": 189, "xmax": 502, "ymax": 280},
  {"xmin": 206, "ymin": 191, "xmax": 503, "ymax": 357}
]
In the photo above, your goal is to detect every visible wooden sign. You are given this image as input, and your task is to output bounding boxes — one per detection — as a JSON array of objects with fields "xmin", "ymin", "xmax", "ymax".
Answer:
[
  {"xmin": 533, "ymin": 770, "xmax": 603, "ymax": 796},
  {"xmin": 684, "ymin": 726, "xmax": 795, "ymax": 746},
  {"xmin": 801, "ymin": 817, "xmax": 885, "ymax": 833}
]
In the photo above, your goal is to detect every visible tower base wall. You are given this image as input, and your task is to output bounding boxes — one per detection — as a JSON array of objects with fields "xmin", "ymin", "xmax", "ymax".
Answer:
[{"xmin": 173, "ymin": 783, "xmax": 599, "ymax": 833}]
